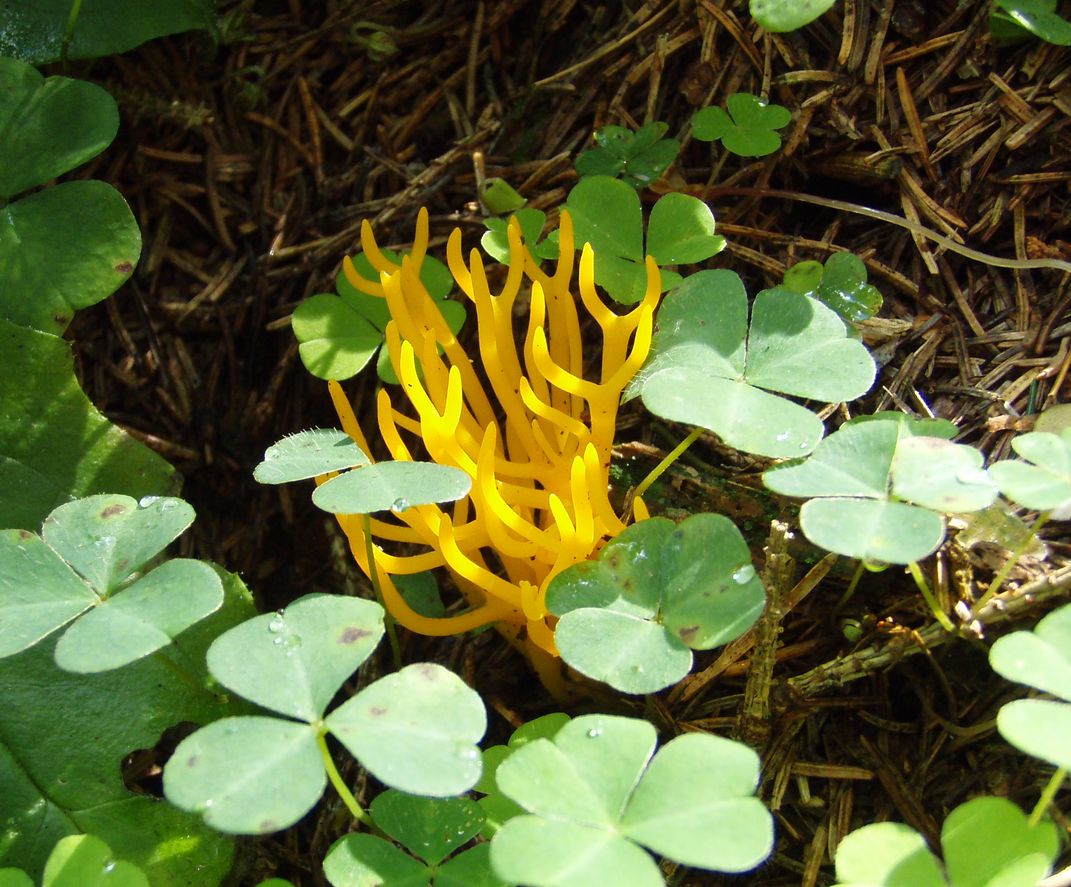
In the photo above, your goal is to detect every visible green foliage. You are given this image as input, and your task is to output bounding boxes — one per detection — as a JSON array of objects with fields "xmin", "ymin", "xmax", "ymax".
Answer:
[
  {"xmin": 990, "ymin": 602, "xmax": 1071, "ymax": 769},
  {"xmin": 546, "ymin": 515, "xmax": 765, "ymax": 693},
  {"xmin": 0, "ymin": 562, "xmax": 252, "ymax": 883},
  {"xmin": 990, "ymin": 0, "xmax": 1071, "ymax": 45},
  {"xmin": 254, "ymin": 429, "xmax": 472, "ymax": 514},
  {"xmin": 833, "ymin": 796, "xmax": 1059, "ymax": 887},
  {"xmin": 475, "ymin": 714, "xmax": 571, "ymax": 837},
  {"xmin": 782, "ymin": 252, "xmax": 883, "ymax": 323},
  {"xmin": 0, "ymin": 495, "xmax": 224, "ymax": 671},
  {"xmin": 0, "ymin": 834, "xmax": 149, "ymax": 887},
  {"xmin": 988, "ymin": 428, "xmax": 1071, "ymax": 519},
  {"xmin": 481, "ymin": 208, "xmax": 559, "ymax": 265},
  {"xmin": 323, "ymin": 791, "xmax": 504, "ymax": 886},
  {"xmin": 0, "ymin": 57, "xmax": 168, "ymax": 534},
  {"xmin": 0, "ymin": 58, "xmax": 140, "ymax": 335},
  {"xmin": 163, "ymin": 594, "xmax": 486, "ymax": 834},
  {"xmin": 750, "ymin": 0, "xmax": 839, "ymax": 32},
  {"xmin": 488, "ymin": 714, "xmax": 773, "ymax": 886},
  {"xmin": 0, "ymin": 0, "xmax": 215, "ymax": 63},
  {"xmin": 574, "ymin": 122, "xmax": 680, "ymax": 189},
  {"xmin": 480, "ymin": 177, "xmax": 527, "ymax": 215},
  {"xmin": 0, "ymin": 319, "xmax": 175, "ymax": 531},
  {"xmin": 253, "ymin": 429, "xmax": 371, "ymax": 484},
  {"xmin": 692, "ymin": 93, "xmax": 791, "ymax": 157},
  {"xmin": 632, "ymin": 271, "xmax": 875, "ymax": 458},
  {"xmin": 566, "ymin": 176, "xmax": 726, "ymax": 303},
  {"xmin": 763, "ymin": 416, "xmax": 997, "ymax": 563},
  {"xmin": 293, "ymin": 249, "xmax": 463, "ymax": 382},
  {"xmin": 312, "ymin": 462, "xmax": 472, "ymax": 515}
]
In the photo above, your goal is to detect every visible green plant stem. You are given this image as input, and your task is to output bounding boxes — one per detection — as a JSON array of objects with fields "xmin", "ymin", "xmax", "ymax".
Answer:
[
  {"xmin": 907, "ymin": 561, "xmax": 955, "ymax": 632},
  {"xmin": 973, "ymin": 512, "xmax": 1050, "ymax": 612},
  {"xmin": 61, "ymin": 0, "xmax": 84, "ymax": 65},
  {"xmin": 833, "ymin": 561, "xmax": 867, "ymax": 614},
  {"xmin": 316, "ymin": 730, "xmax": 373, "ymax": 828},
  {"xmin": 364, "ymin": 513, "xmax": 401, "ymax": 669},
  {"xmin": 1029, "ymin": 767, "xmax": 1067, "ymax": 828},
  {"xmin": 632, "ymin": 427, "xmax": 704, "ymax": 504}
]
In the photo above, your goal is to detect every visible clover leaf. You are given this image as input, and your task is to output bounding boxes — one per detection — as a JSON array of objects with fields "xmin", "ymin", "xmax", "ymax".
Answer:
[
  {"xmin": 633, "ymin": 271, "xmax": 876, "ymax": 458},
  {"xmin": 293, "ymin": 248, "xmax": 463, "ymax": 382},
  {"xmin": 834, "ymin": 796, "xmax": 1059, "ymax": 887},
  {"xmin": 575, "ymin": 122, "xmax": 681, "ymax": 189},
  {"xmin": 311, "ymin": 461, "xmax": 472, "ymax": 514},
  {"xmin": 988, "ymin": 429, "xmax": 1071, "ymax": 519},
  {"xmin": 323, "ymin": 790, "xmax": 505, "ymax": 887},
  {"xmin": 475, "ymin": 714, "xmax": 572, "ymax": 837},
  {"xmin": 481, "ymin": 208, "xmax": 559, "ymax": 265},
  {"xmin": 990, "ymin": 601, "xmax": 1071, "ymax": 769},
  {"xmin": 566, "ymin": 176, "xmax": 726, "ymax": 303},
  {"xmin": 990, "ymin": 0, "xmax": 1071, "ymax": 45},
  {"xmin": 785, "ymin": 419, "xmax": 994, "ymax": 554},
  {"xmin": 0, "ymin": 568, "xmax": 251, "ymax": 883},
  {"xmin": 782, "ymin": 252, "xmax": 883, "ymax": 324},
  {"xmin": 2, "ymin": 834, "xmax": 150, "ymax": 887},
  {"xmin": 692, "ymin": 93, "xmax": 791, "ymax": 157},
  {"xmin": 0, "ymin": 495, "xmax": 224, "ymax": 671},
  {"xmin": 164, "ymin": 595, "xmax": 487, "ymax": 834},
  {"xmin": 763, "ymin": 417, "xmax": 998, "ymax": 563},
  {"xmin": 546, "ymin": 514, "xmax": 765, "ymax": 694},
  {"xmin": 750, "ymin": 0, "xmax": 838, "ymax": 32},
  {"xmin": 0, "ymin": 59, "xmax": 140, "ymax": 334},
  {"xmin": 0, "ymin": 0, "xmax": 215, "ymax": 63},
  {"xmin": 253, "ymin": 429, "xmax": 370, "ymax": 484},
  {"xmin": 488, "ymin": 715, "xmax": 773, "ymax": 886}
]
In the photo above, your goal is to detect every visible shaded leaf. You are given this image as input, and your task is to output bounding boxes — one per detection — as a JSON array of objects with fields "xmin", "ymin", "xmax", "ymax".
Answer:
[{"xmin": 0, "ymin": 58, "xmax": 118, "ymax": 198}]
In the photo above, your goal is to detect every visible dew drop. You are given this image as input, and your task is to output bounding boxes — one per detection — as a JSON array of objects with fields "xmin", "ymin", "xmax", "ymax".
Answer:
[
  {"xmin": 272, "ymin": 636, "xmax": 284, "ymax": 645},
  {"xmin": 732, "ymin": 564, "xmax": 757, "ymax": 584},
  {"xmin": 586, "ymin": 727, "xmax": 602, "ymax": 738},
  {"xmin": 391, "ymin": 497, "xmax": 409, "ymax": 513},
  {"xmin": 799, "ymin": 441, "xmax": 810, "ymax": 450},
  {"xmin": 202, "ymin": 799, "xmax": 214, "ymax": 809},
  {"xmin": 776, "ymin": 431, "xmax": 790, "ymax": 442},
  {"xmin": 103, "ymin": 861, "xmax": 116, "ymax": 874},
  {"xmin": 138, "ymin": 495, "xmax": 161, "ymax": 507},
  {"xmin": 267, "ymin": 618, "xmax": 284, "ymax": 633},
  {"xmin": 93, "ymin": 535, "xmax": 116, "ymax": 550}
]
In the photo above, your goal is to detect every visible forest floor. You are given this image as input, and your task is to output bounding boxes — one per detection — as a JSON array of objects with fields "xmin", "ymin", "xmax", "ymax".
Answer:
[{"xmin": 69, "ymin": 0, "xmax": 1071, "ymax": 883}]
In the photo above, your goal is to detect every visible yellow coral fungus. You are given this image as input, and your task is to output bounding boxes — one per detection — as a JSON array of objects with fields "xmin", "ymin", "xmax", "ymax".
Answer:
[{"xmin": 326, "ymin": 207, "xmax": 660, "ymax": 685}]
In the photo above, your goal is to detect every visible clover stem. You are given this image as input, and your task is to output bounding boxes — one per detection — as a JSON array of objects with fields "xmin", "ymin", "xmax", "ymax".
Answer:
[
  {"xmin": 832, "ymin": 561, "xmax": 867, "ymax": 614},
  {"xmin": 1029, "ymin": 767, "xmax": 1067, "ymax": 828},
  {"xmin": 363, "ymin": 513, "xmax": 402, "ymax": 670},
  {"xmin": 61, "ymin": 0, "xmax": 85, "ymax": 66},
  {"xmin": 907, "ymin": 561, "xmax": 955, "ymax": 632},
  {"xmin": 316, "ymin": 730, "xmax": 373, "ymax": 828},
  {"xmin": 973, "ymin": 512, "xmax": 1049, "ymax": 613},
  {"xmin": 632, "ymin": 427, "xmax": 704, "ymax": 505}
]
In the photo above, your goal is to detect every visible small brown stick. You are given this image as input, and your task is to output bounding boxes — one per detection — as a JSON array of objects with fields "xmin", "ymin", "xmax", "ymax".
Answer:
[
  {"xmin": 789, "ymin": 564, "xmax": 1071, "ymax": 698},
  {"xmin": 735, "ymin": 520, "xmax": 795, "ymax": 748}
]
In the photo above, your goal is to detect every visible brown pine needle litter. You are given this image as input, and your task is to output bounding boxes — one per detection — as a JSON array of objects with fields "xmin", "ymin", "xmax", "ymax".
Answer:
[{"xmin": 73, "ymin": 1, "xmax": 1069, "ymax": 883}]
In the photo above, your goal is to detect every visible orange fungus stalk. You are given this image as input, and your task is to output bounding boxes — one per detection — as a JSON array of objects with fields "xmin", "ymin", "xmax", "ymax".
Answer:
[{"xmin": 325, "ymin": 207, "xmax": 660, "ymax": 686}]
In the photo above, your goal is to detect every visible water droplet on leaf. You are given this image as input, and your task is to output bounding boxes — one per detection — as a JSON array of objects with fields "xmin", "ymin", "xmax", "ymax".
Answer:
[
  {"xmin": 732, "ymin": 564, "xmax": 756, "ymax": 584},
  {"xmin": 391, "ymin": 497, "xmax": 409, "ymax": 513},
  {"xmin": 138, "ymin": 495, "xmax": 160, "ymax": 507},
  {"xmin": 586, "ymin": 727, "xmax": 602, "ymax": 738}
]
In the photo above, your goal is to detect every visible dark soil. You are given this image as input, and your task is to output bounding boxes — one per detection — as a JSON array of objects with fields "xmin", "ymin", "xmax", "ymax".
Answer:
[{"xmin": 66, "ymin": 0, "xmax": 1071, "ymax": 883}]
